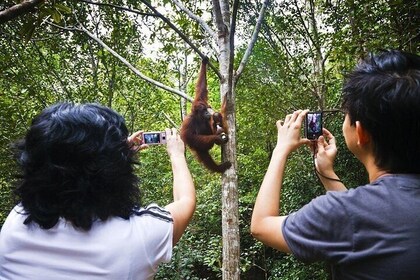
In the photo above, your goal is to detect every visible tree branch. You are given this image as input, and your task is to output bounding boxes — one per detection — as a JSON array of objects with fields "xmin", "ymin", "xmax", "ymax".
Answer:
[
  {"xmin": 219, "ymin": 0, "xmax": 231, "ymax": 25},
  {"xmin": 79, "ymin": 0, "xmax": 157, "ymax": 17},
  {"xmin": 235, "ymin": 0, "xmax": 269, "ymax": 81},
  {"xmin": 170, "ymin": 0, "xmax": 216, "ymax": 39},
  {"xmin": 162, "ymin": 112, "xmax": 179, "ymax": 130},
  {"xmin": 211, "ymin": 0, "xmax": 226, "ymax": 36},
  {"xmin": 76, "ymin": 25, "xmax": 193, "ymax": 102},
  {"xmin": 228, "ymin": 0, "xmax": 239, "ymax": 89},
  {"xmin": 212, "ymin": 0, "xmax": 229, "ymax": 86},
  {"xmin": 293, "ymin": 0, "xmax": 316, "ymax": 48},
  {"xmin": 0, "ymin": 0, "xmax": 43, "ymax": 24},
  {"xmin": 139, "ymin": 0, "xmax": 222, "ymax": 80},
  {"xmin": 32, "ymin": 41, "xmax": 73, "ymax": 99},
  {"xmin": 81, "ymin": 0, "xmax": 220, "ymax": 78},
  {"xmin": 262, "ymin": 22, "xmax": 319, "ymax": 98}
]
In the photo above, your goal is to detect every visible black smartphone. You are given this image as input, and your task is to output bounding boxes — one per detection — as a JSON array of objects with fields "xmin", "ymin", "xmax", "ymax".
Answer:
[
  {"xmin": 305, "ymin": 112, "xmax": 323, "ymax": 140},
  {"xmin": 143, "ymin": 132, "xmax": 167, "ymax": 145}
]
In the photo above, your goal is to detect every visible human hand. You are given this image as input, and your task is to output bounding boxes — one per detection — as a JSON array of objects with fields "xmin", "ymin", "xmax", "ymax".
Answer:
[
  {"xmin": 314, "ymin": 128, "xmax": 337, "ymax": 175},
  {"xmin": 314, "ymin": 128, "xmax": 346, "ymax": 191},
  {"xmin": 165, "ymin": 128, "xmax": 185, "ymax": 159},
  {"xmin": 274, "ymin": 110, "xmax": 311, "ymax": 155},
  {"xmin": 127, "ymin": 130, "xmax": 148, "ymax": 152}
]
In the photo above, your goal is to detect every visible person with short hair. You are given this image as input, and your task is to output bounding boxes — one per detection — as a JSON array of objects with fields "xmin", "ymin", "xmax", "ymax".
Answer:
[
  {"xmin": 0, "ymin": 102, "xmax": 196, "ymax": 280},
  {"xmin": 251, "ymin": 50, "xmax": 420, "ymax": 279}
]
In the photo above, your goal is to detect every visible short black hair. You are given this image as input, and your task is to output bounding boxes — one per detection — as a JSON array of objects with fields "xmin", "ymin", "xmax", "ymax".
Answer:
[
  {"xmin": 342, "ymin": 50, "xmax": 420, "ymax": 173},
  {"xmin": 14, "ymin": 103, "xmax": 140, "ymax": 230}
]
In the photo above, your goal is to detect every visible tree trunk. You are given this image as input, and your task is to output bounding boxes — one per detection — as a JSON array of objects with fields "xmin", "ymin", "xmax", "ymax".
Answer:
[
  {"xmin": 213, "ymin": 0, "xmax": 241, "ymax": 278},
  {"xmin": 221, "ymin": 83, "xmax": 240, "ymax": 279},
  {"xmin": 308, "ymin": 0, "xmax": 326, "ymax": 109}
]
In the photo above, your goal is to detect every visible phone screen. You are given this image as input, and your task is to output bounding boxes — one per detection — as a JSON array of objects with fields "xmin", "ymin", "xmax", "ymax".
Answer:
[
  {"xmin": 143, "ymin": 132, "xmax": 166, "ymax": 145},
  {"xmin": 305, "ymin": 112, "xmax": 323, "ymax": 140}
]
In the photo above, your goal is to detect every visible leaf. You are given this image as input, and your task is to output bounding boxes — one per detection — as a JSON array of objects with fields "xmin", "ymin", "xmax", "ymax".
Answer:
[
  {"xmin": 20, "ymin": 20, "xmax": 36, "ymax": 42},
  {"xmin": 52, "ymin": 10, "xmax": 61, "ymax": 23},
  {"xmin": 54, "ymin": 3, "xmax": 72, "ymax": 14}
]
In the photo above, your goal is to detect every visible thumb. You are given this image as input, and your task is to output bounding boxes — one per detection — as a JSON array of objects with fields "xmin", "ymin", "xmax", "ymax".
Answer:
[
  {"xmin": 300, "ymin": 138, "xmax": 312, "ymax": 146},
  {"xmin": 317, "ymin": 136, "xmax": 326, "ymax": 153}
]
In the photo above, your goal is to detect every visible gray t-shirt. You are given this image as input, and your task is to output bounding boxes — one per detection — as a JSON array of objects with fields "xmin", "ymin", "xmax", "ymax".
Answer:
[{"xmin": 283, "ymin": 174, "xmax": 420, "ymax": 280}]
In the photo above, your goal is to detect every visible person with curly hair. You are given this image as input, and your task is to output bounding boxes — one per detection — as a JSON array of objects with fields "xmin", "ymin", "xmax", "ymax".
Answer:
[
  {"xmin": 251, "ymin": 50, "xmax": 420, "ymax": 279},
  {"xmin": 0, "ymin": 102, "xmax": 196, "ymax": 279}
]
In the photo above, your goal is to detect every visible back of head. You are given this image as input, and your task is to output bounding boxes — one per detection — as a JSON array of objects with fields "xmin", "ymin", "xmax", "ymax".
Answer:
[
  {"xmin": 342, "ymin": 50, "xmax": 420, "ymax": 173},
  {"xmin": 14, "ymin": 103, "xmax": 140, "ymax": 230}
]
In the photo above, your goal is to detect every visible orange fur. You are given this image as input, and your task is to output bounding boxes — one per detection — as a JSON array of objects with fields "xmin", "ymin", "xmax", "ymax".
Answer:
[{"xmin": 180, "ymin": 59, "xmax": 231, "ymax": 173}]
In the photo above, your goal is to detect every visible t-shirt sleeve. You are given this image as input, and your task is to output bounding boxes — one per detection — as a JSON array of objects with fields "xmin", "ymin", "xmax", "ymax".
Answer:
[
  {"xmin": 146, "ymin": 204, "xmax": 173, "ymax": 263},
  {"xmin": 133, "ymin": 203, "xmax": 174, "ymax": 264},
  {"xmin": 282, "ymin": 191, "xmax": 354, "ymax": 263}
]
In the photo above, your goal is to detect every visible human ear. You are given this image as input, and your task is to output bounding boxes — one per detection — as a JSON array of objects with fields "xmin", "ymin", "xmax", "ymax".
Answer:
[{"xmin": 355, "ymin": 121, "xmax": 371, "ymax": 146}]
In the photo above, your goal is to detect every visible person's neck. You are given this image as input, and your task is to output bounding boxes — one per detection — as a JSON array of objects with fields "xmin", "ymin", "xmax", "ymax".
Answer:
[
  {"xmin": 363, "ymin": 156, "xmax": 389, "ymax": 183},
  {"xmin": 368, "ymin": 169, "xmax": 390, "ymax": 183}
]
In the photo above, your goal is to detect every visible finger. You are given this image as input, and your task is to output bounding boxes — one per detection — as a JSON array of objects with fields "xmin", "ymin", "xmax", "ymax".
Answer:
[
  {"xmin": 283, "ymin": 112, "xmax": 298, "ymax": 128},
  {"xmin": 132, "ymin": 142, "xmax": 148, "ymax": 153},
  {"xmin": 284, "ymin": 113, "xmax": 293, "ymax": 124},
  {"xmin": 305, "ymin": 140, "xmax": 317, "ymax": 154},
  {"xmin": 171, "ymin": 128, "xmax": 178, "ymax": 139},
  {"xmin": 165, "ymin": 128, "xmax": 171, "ymax": 137},
  {"xmin": 322, "ymin": 128, "xmax": 336, "ymax": 145},
  {"xmin": 131, "ymin": 130, "xmax": 143, "ymax": 137},
  {"xmin": 296, "ymin": 109, "xmax": 309, "ymax": 127},
  {"xmin": 138, "ymin": 144, "xmax": 149, "ymax": 151},
  {"xmin": 317, "ymin": 135, "xmax": 326, "ymax": 152},
  {"xmin": 321, "ymin": 135, "xmax": 329, "ymax": 146},
  {"xmin": 300, "ymin": 138, "xmax": 312, "ymax": 147},
  {"xmin": 328, "ymin": 135, "xmax": 336, "ymax": 146},
  {"xmin": 276, "ymin": 119, "xmax": 283, "ymax": 128},
  {"xmin": 289, "ymin": 110, "xmax": 302, "ymax": 123},
  {"xmin": 128, "ymin": 130, "xmax": 143, "ymax": 143}
]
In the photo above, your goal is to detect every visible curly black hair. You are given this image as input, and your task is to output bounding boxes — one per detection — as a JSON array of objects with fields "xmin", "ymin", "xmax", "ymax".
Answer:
[
  {"xmin": 13, "ymin": 103, "xmax": 141, "ymax": 230},
  {"xmin": 342, "ymin": 50, "xmax": 420, "ymax": 173}
]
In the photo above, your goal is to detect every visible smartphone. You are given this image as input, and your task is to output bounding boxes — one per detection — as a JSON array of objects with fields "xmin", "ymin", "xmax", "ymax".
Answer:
[
  {"xmin": 305, "ymin": 112, "xmax": 323, "ymax": 140},
  {"xmin": 143, "ymin": 132, "xmax": 166, "ymax": 145}
]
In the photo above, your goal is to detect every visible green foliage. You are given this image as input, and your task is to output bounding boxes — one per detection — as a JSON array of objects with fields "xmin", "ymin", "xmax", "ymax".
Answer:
[{"xmin": 0, "ymin": 0, "xmax": 417, "ymax": 279}]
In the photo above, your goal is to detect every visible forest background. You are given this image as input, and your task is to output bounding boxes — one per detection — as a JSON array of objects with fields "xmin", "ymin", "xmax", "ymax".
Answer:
[{"xmin": 0, "ymin": 0, "xmax": 419, "ymax": 279}]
